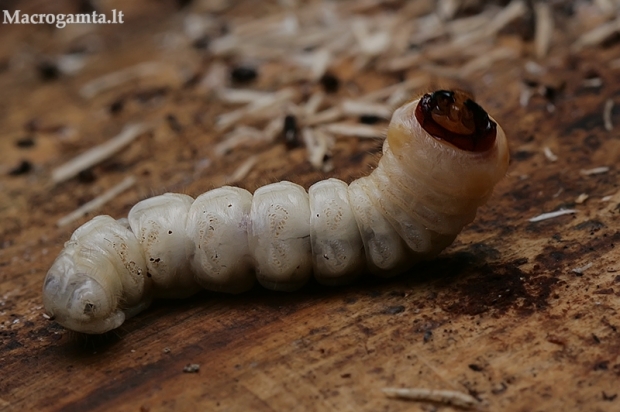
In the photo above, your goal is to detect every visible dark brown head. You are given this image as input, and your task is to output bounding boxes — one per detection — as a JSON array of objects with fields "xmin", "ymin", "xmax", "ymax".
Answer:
[{"xmin": 414, "ymin": 90, "xmax": 497, "ymax": 152}]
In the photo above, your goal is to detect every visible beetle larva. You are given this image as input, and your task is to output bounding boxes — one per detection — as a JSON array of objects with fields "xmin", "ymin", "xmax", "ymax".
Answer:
[{"xmin": 43, "ymin": 90, "xmax": 510, "ymax": 334}]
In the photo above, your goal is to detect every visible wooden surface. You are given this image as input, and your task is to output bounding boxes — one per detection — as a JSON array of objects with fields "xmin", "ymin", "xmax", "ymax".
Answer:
[{"xmin": 1, "ymin": 1, "xmax": 619, "ymax": 411}]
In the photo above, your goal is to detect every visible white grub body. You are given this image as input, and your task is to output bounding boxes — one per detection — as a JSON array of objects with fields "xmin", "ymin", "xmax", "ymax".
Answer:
[{"xmin": 43, "ymin": 97, "xmax": 509, "ymax": 334}]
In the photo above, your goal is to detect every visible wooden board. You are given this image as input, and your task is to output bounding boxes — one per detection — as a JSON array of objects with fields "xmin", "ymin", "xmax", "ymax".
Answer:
[{"xmin": 1, "ymin": 1, "xmax": 619, "ymax": 411}]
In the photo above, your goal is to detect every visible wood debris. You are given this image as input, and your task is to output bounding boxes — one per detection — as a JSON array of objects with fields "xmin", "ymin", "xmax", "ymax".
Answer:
[
  {"xmin": 482, "ymin": 0, "xmax": 527, "ymax": 38},
  {"xmin": 216, "ymin": 88, "xmax": 298, "ymax": 131},
  {"xmin": 360, "ymin": 76, "xmax": 427, "ymax": 102},
  {"xmin": 572, "ymin": 262, "xmax": 593, "ymax": 275},
  {"xmin": 382, "ymin": 387, "xmax": 479, "ymax": 409},
  {"xmin": 321, "ymin": 123, "xmax": 385, "ymax": 139},
  {"xmin": 341, "ymin": 100, "xmax": 392, "ymax": 119},
  {"xmin": 303, "ymin": 91, "xmax": 325, "ymax": 116},
  {"xmin": 543, "ymin": 147, "xmax": 558, "ymax": 162},
  {"xmin": 534, "ymin": 2, "xmax": 553, "ymax": 59},
  {"xmin": 57, "ymin": 176, "xmax": 136, "ymax": 227},
  {"xmin": 583, "ymin": 77, "xmax": 603, "ymax": 88},
  {"xmin": 225, "ymin": 155, "xmax": 258, "ymax": 184},
  {"xmin": 571, "ymin": 17, "xmax": 620, "ymax": 51},
  {"xmin": 167, "ymin": 1, "xmax": 567, "ymax": 173},
  {"xmin": 603, "ymin": 98, "xmax": 614, "ymax": 131},
  {"xmin": 459, "ymin": 46, "xmax": 520, "ymax": 78},
  {"xmin": 217, "ymin": 88, "xmax": 276, "ymax": 104},
  {"xmin": 182, "ymin": 364, "xmax": 200, "ymax": 373},
  {"xmin": 80, "ymin": 62, "xmax": 175, "ymax": 99},
  {"xmin": 575, "ymin": 193, "xmax": 589, "ymax": 204},
  {"xmin": 580, "ymin": 166, "xmax": 610, "ymax": 176},
  {"xmin": 529, "ymin": 209, "xmax": 577, "ymax": 223},
  {"xmin": 302, "ymin": 127, "xmax": 334, "ymax": 172},
  {"xmin": 303, "ymin": 107, "xmax": 344, "ymax": 127},
  {"xmin": 51, "ymin": 124, "xmax": 149, "ymax": 184},
  {"xmin": 214, "ymin": 126, "xmax": 271, "ymax": 156},
  {"xmin": 197, "ymin": 62, "xmax": 228, "ymax": 94},
  {"xmin": 595, "ymin": 0, "xmax": 617, "ymax": 16},
  {"xmin": 197, "ymin": 0, "xmax": 536, "ymax": 170}
]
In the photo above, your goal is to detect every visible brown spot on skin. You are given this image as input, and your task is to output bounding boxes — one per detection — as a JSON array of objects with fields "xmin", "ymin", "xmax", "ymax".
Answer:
[{"xmin": 415, "ymin": 90, "xmax": 497, "ymax": 152}]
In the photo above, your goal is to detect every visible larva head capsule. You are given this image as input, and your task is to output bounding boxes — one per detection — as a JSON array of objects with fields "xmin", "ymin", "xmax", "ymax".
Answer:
[
  {"xmin": 43, "ymin": 252, "xmax": 125, "ymax": 334},
  {"xmin": 414, "ymin": 90, "xmax": 497, "ymax": 152},
  {"xmin": 385, "ymin": 89, "xmax": 510, "ymax": 204}
]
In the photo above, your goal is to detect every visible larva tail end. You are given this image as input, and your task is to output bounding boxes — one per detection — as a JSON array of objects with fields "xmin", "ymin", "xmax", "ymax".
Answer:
[{"xmin": 43, "ymin": 267, "xmax": 125, "ymax": 334}]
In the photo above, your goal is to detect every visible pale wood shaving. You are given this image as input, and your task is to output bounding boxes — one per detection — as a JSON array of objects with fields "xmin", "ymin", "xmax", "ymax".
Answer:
[
  {"xmin": 378, "ymin": 52, "xmax": 422, "ymax": 72},
  {"xmin": 572, "ymin": 17, "xmax": 620, "ymax": 51},
  {"xmin": 543, "ymin": 147, "xmax": 558, "ymax": 162},
  {"xmin": 216, "ymin": 88, "xmax": 298, "ymax": 131},
  {"xmin": 437, "ymin": 0, "xmax": 461, "ymax": 21},
  {"xmin": 580, "ymin": 166, "xmax": 610, "ymax": 175},
  {"xmin": 304, "ymin": 91, "xmax": 325, "ymax": 116},
  {"xmin": 303, "ymin": 107, "xmax": 344, "ymax": 127},
  {"xmin": 183, "ymin": 13, "xmax": 217, "ymax": 41},
  {"xmin": 409, "ymin": 14, "xmax": 445, "ymax": 46},
  {"xmin": 459, "ymin": 46, "xmax": 520, "ymax": 77},
  {"xmin": 264, "ymin": 116, "xmax": 286, "ymax": 142},
  {"xmin": 57, "ymin": 176, "xmax": 136, "ymax": 227},
  {"xmin": 386, "ymin": 88, "xmax": 411, "ymax": 108},
  {"xmin": 583, "ymin": 77, "xmax": 603, "ymax": 88},
  {"xmin": 321, "ymin": 123, "xmax": 385, "ymax": 139},
  {"xmin": 424, "ymin": 46, "xmax": 519, "ymax": 79},
  {"xmin": 351, "ymin": 18, "xmax": 391, "ymax": 57},
  {"xmin": 603, "ymin": 98, "xmax": 614, "ymax": 131},
  {"xmin": 520, "ymin": 86, "xmax": 533, "ymax": 107},
  {"xmin": 575, "ymin": 193, "xmax": 589, "ymax": 204},
  {"xmin": 233, "ymin": 11, "xmax": 297, "ymax": 38},
  {"xmin": 534, "ymin": 2, "xmax": 554, "ymax": 59},
  {"xmin": 80, "ymin": 62, "xmax": 174, "ymax": 99},
  {"xmin": 197, "ymin": 62, "xmax": 228, "ymax": 94},
  {"xmin": 529, "ymin": 209, "xmax": 577, "ymax": 223},
  {"xmin": 423, "ymin": 41, "xmax": 493, "ymax": 62},
  {"xmin": 214, "ymin": 126, "xmax": 269, "ymax": 156},
  {"xmin": 225, "ymin": 155, "xmax": 258, "ymax": 184},
  {"xmin": 217, "ymin": 88, "xmax": 275, "ymax": 104},
  {"xmin": 447, "ymin": 10, "xmax": 493, "ymax": 36},
  {"xmin": 52, "ymin": 124, "xmax": 149, "ymax": 184},
  {"xmin": 360, "ymin": 76, "xmax": 428, "ymax": 102},
  {"xmin": 341, "ymin": 100, "xmax": 392, "ymax": 119},
  {"xmin": 56, "ymin": 54, "xmax": 86, "ymax": 75},
  {"xmin": 292, "ymin": 49, "xmax": 331, "ymax": 80},
  {"xmin": 302, "ymin": 127, "xmax": 334, "ymax": 172},
  {"xmin": 525, "ymin": 60, "xmax": 546, "ymax": 75},
  {"xmin": 572, "ymin": 262, "xmax": 593, "ymax": 274},
  {"xmin": 482, "ymin": 0, "xmax": 527, "ymax": 38},
  {"xmin": 382, "ymin": 387, "xmax": 479, "ymax": 409},
  {"xmin": 595, "ymin": 0, "xmax": 617, "ymax": 16}
]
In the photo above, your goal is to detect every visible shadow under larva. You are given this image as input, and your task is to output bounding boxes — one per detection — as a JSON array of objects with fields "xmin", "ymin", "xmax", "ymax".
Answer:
[{"xmin": 43, "ymin": 89, "xmax": 510, "ymax": 335}]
